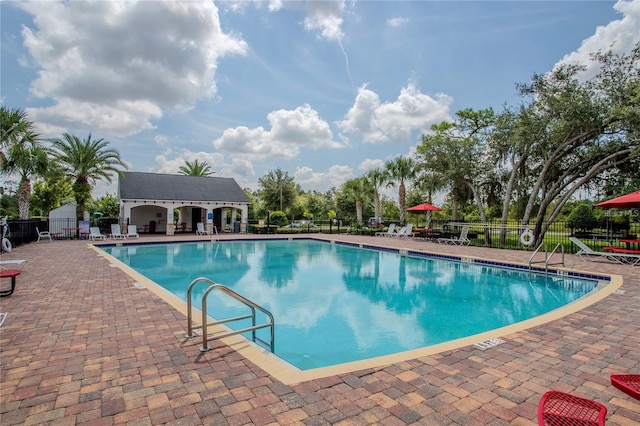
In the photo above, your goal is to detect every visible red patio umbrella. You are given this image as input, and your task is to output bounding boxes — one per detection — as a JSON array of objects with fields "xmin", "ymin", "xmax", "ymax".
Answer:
[
  {"xmin": 407, "ymin": 203, "xmax": 443, "ymax": 212},
  {"xmin": 407, "ymin": 203, "xmax": 443, "ymax": 228},
  {"xmin": 595, "ymin": 190, "xmax": 640, "ymax": 209}
]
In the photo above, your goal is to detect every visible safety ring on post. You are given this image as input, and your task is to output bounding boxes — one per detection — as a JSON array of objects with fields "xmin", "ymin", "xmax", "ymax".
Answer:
[
  {"xmin": 1, "ymin": 238, "xmax": 12, "ymax": 252},
  {"xmin": 520, "ymin": 228, "xmax": 534, "ymax": 246}
]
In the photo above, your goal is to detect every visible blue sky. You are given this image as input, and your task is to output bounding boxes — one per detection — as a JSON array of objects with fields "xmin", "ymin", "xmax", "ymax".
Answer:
[{"xmin": 2, "ymin": 0, "xmax": 639, "ymax": 198}]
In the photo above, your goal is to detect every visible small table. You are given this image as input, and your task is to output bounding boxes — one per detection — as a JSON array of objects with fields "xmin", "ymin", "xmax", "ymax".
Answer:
[
  {"xmin": 62, "ymin": 227, "xmax": 80, "ymax": 239},
  {"xmin": 0, "ymin": 269, "xmax": 21, "ymax": 297},
  {"xmin": 620, "ymin": 239, "xmax": 640, "ymax": 250}
]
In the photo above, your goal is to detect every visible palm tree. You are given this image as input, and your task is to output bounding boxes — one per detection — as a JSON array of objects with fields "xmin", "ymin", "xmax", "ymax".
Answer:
[
  {"xmin": 0, "ymin": 107, "xmax": 50, "ymax": 218},
  {"xmin": 341, "ymin": 177, "xmax": 371, "ymax": 223},
  {"xmin": 366, "ymin": 168, "xmax": 388, "ymax": 222},
  {"xmin": 49, "ymin": 133, "xmax": 128, "ymax": 222},
  {"xmin": 178, "ymin": 159, "xmax": 214, "ymax": 176},
  {"xmin": 1, "ymin": 107, "xmax": 33, "ymax": 151},
  {"xmin": 385, "ymin": 157, "xmax": 416, "ymax": 224}
]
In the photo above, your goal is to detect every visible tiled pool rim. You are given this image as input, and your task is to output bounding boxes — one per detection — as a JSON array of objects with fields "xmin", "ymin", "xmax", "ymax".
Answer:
[{"xmin": 93, "ymin": 236, "xmax": 621, "ymax": 385}]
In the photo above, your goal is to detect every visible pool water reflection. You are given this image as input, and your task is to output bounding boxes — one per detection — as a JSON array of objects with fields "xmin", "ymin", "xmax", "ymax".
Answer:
[{"xmin": 104, "ymin": 239, "xmax": 599, "ymax": 370}]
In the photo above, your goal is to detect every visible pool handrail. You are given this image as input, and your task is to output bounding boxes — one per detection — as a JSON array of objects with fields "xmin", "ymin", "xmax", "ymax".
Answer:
[
  {"xmin": 185, "ymin": 277, "xmax": 275, "ymax": 353},
  {"xmin": 529, "ymin": 243, "xmax": 565, "ymax": 274}
]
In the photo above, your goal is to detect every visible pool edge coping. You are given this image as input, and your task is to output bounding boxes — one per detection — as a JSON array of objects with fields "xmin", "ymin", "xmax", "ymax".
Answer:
[{"xmin": 89, "ymin": 238, "xmax": 622, "ymax": 386}]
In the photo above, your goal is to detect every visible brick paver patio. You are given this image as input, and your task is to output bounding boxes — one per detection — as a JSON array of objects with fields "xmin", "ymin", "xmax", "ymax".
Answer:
[{"xmin": 1, "ymin": 234, "xmax": 639, "ymax": 425}]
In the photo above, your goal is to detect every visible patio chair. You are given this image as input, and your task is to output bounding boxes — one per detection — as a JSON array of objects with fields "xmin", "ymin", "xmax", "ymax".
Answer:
[
  {"xmin": 392, "ymin": 223, "xmax": 413, "ymax": 238},
  {"xmin": 110, "ymin": 224, "xmax": 127, "ymax": 239},
  {"xmin": 36, "ymin": 227, "xmax": 54, "ymax": 243},
  {"xmin": 538, "ymin": 390, "xmax": 607, "ymax": 426},
  {"xmin": 89, "ymin": 227, "xmax": 107, "ymax": 241},
  {"xmin": 611, "ymin": 374, "xmax": 640, "ymax": 400},
  {"xmin": 569, "ymin": 237, "xmax": 640, "ymax": 266},
  {"xmin": 196, "ymin": 222, "xmax": 210, "ymax": 235},
  {"xmin": 438, "ymin": 225, "xmax": 471, "ymax": 245},
  {"xmin": 126, "ymin": 225, "xmax": 139, "ymax": 238},
  {"xmin": 375, "ymin": 223, "xmax": 396, "ymax": 237}
]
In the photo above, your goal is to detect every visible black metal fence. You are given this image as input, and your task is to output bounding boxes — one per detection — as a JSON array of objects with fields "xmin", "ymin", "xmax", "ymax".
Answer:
[
  {"xmin": 3, "ymin": 217, "xmax": 637, "ymax": 254},
  {"xmin": 1, "ymin": 217, "xmax": 122, "ymax": 250},
  {"xmin": 245, "ymin": 218, "xmax": 638, "ymax": 253},
  {"xmin": 2, "ymin": 219, "xmax": 48, "ymax": 249}
]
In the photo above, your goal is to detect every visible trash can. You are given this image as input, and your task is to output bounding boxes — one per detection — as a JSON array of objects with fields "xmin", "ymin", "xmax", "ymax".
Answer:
[
  {"xmin": 233, "ymin": 220, "xmax": 241, "ymax": 233},
  {"xmin": 149, "ymin": 221, "xmax": 156, "ymax": 233}
]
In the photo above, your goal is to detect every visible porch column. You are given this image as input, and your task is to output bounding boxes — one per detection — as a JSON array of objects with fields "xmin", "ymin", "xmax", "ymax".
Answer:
[
  {"xmin": 205, "ymin": 207, "xmax": 214, "ymax": 234},
  {"xmin": 166, "ymin": 206, "xmax": 175, "ymax": 236},
  {"xmin": 240, "ymin": 205, "xmax": 248, "ymax": 233},
  {"xmin": 121, "ymin": 202, "xmax": 132, "ymax": 226}
]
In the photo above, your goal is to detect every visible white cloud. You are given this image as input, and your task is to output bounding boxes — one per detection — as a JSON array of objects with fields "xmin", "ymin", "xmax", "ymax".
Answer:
[
  {"xmin": 337, "ymin": 83, "xmax": 453, "ymax": 143},
  {"xmin": 554, "ymin": 0, "xmax": 640, "ymax": 77},
  {"xmin": 294, "ymin": 165, "xmax": 353, "ymax": 191},
  {"xmin": 18, "ymin": 1, "xmax": 247, "ymax": 137},
  {"xmin": 302, "ymin": 0, "xmax": 346, "ymax": 41},
  {"xmin": 153, "ymin": 150, "xmax": 255, "ymax": 188},
  {"xmin": 359, "ymin": 158, "xmax": 386, "ymax": 172},
  {"xmin": 213, "ymin": 104, "xmax": 344, "ymax": 158},
  {"xmin": 387, "ymin": 17, "xmax": 409, "ymax": 28}
]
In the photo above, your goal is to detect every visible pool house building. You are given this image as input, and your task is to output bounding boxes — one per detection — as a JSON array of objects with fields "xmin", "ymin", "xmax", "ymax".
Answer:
[{"xmin": 118, "ymin": 171, "xmax": 251, "ymax": 235}]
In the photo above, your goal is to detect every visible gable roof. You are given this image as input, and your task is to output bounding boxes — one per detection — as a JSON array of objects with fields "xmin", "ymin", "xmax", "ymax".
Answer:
[{"xmin": 119, "ymin": 172, "xmax": 251, "ymax": 203}]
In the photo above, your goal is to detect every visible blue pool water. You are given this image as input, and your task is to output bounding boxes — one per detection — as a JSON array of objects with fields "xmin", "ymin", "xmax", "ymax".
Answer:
[{"xmin": 103, "ymin": 239, "xmax": 600, "ymax": 370}]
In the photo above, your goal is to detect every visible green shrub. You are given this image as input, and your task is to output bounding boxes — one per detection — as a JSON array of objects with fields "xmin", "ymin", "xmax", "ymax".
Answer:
[
  {"xmin": 567, "ymin": 204, "xmax": 598, "ymax": 232},
  {"xmin": 268, "ymin": 211, "xmax": 288, "ymax": 227}
]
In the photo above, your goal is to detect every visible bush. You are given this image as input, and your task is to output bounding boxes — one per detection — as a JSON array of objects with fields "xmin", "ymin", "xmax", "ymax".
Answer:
[
  {"xmin": 268, "ymin": 211, "xmax": 288, "ymax": 227},
  {"xmin": 567, "ymin": 204, "xmax": 598, "ymax": 232}
]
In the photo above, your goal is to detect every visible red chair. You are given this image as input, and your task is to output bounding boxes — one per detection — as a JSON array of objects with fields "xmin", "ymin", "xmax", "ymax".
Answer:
[
  {"xmin": 611, "ymin": 374, "xmax": 640, "ymax": 400},
  {"xmin": 538, "ymin": 390, "xmax": 607, "ymax": 426}
]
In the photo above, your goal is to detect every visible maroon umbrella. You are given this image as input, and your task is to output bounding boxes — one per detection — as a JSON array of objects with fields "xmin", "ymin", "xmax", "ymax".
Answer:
[
  {"xmin": 595, "ymin": 190, "xmax": 640, "ymax": 209},
  {"xmin": 407, "ymin": 203, "xmax": 443, "ymax": 212},
  {"xmin": 407, "ymin": 203, "xmax": 442, "ymax": 228}
]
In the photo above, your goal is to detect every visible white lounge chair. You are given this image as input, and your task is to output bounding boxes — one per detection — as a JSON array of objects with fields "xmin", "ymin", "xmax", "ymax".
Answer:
[
  {"xmin": 196, "ymin": 222, "xmax": 210, "ymax": 235},
  {"xmin": 392, "ymin": 223, "xmax": 413, "ymax": 238},
  {"xmin": 126, "ymin": 225, "xmax": 139, "ymax": 238},
  {"xmin": 89, "ymin": 227, "xmax": 107, "ymax": 241},
  {"xmin": 375, "ymin": 223, "xmax": 396, "ymax": 237},
  {"xmin": 110, "ymin": 224, "xmax": 127, "ymax": 239},
  {"xmin": 438, "ymin": 225, "xmax": 471, "ymax": 245},
  {"xmin": 569, "ymin": 237, "xmax": 640, "ymax": 266},
  {"xmin": 36, "ymin": 227, "xmax": 53, "ymax": 243}
]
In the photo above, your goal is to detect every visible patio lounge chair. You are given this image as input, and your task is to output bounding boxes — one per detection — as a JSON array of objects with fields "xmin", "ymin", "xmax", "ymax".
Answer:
[
  {"xmin": 110, "ymin": 224, "xmax": 127, "ymax": 239},
  {"xmin": 569, "ymin": 237, "xmax": 640, "ymax": 266},
  {"xmin": 538, "ymin": 390, "xmax": 607, "ymax": 426},
  {"xmin": 36, "ymin": 227, "xmax": 54, "ymax": 243},
  {"xmin": 89, "ymin": 227, "xmax": 107, "ymax": 241},
  {"xmin": 196, "ymin": 222, "xmax": 210, "ymax": 235},
  {"xmin": 375, "ymin": 223, "xmax": 396, "ymax": 237},
  {"xmin": 392, "ymin": 223, "xmax": 413, "ymax": 238},
  {"xmin": 126, "ymin": 225, "xmax": 139, "ymax": 238},
  {"xmin": 438, "ymin": 225, "xmax": 471, "ymax": 245}
]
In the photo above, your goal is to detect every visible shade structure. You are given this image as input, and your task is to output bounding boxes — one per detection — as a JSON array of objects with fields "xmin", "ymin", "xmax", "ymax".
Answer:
[
  {"xmin": 595, "ymin": 190, "xmax": 640, "ymax": 209},
  {"xmin": 407, "ymin": 203, "xmax": 443, "ymax": 212},
  {"xmin": 407, "ymin": 203, "xmax": 442, "ymax": 228}
]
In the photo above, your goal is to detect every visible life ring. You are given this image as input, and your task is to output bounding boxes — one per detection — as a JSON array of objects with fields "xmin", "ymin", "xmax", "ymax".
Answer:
[
  {"xmin": 520, "ymin": 229, "xmax": 534, "ymax": 246},
  {"xmin": 1, "ymin": 238, "xmax": 12, "ymax": 252}
]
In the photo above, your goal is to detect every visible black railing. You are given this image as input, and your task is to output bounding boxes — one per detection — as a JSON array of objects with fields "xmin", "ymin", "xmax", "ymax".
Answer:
[
  {"xmin": 2, "ymin": 219, "xmax": 48, "ymax": 249},
  {"xmin": 4, "ymin": 217, "xmax": 637, "ymax": 254}
]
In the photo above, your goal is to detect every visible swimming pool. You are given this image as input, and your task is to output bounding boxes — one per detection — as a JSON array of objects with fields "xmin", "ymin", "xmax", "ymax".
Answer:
[{"xmin": 102, "ymin": 238, "xmax": 606, "ymax": 371}]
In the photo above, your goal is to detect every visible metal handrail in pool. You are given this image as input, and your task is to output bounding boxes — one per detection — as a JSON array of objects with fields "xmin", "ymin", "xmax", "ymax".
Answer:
[
  {"xmin": 185, "ymin": 277, "xmax": 275, "ymax": 353},
  {"xmin": 529, "ymin": 243, "xmax": 565, "ymax": 274}
]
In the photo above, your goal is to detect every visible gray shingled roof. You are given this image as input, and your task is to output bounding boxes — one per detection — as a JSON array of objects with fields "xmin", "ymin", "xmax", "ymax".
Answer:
[{"xmin": 119, "ymin": 172, "xmax": 251, "ymax": 203}]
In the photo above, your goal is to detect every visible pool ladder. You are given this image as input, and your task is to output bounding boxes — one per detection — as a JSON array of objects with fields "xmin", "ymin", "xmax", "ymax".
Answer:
[
  {"xmin": 185, "ymin": 277, "xmax": 275, "ymax": 353},
  {"xmin": 529, "ymin": 243, "xmax": 565, "ymax": 274}
]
